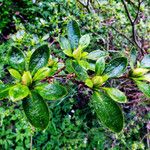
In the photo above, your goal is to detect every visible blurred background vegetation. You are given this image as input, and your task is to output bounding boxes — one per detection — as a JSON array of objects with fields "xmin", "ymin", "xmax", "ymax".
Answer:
[{"xmin": 0, "ymin": 0, "xmax": 149, "ymax": 149}]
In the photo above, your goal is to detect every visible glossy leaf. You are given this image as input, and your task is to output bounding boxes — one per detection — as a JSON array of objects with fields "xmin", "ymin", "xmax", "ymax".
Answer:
[
  {"xmin": 59, "ymin": 36, "xmax": 72, "ymax": 56},
  {"xmin": 0, "ymin": 84, "xmax": 11, "ymax": 100},
  {"xmin": 9, "ymin": 84, "xmax": 29, "ymax": 102},
  {"xmin": 135, "ymin": 80, "xmax": 150, "ymax": 98},
  {"xmin": 8, "ymin": 68, "xmax": 21, "ymax": 80},
  {"xmin": 29, "ymin": 44, "xmax": 50, "ymax": 75},
  {"xmin": 140, "ymin": 54, "xmax": 150, "ymax": 69},
  {"xmin": 8, "ymin": 46, "xmax": 25, "ymax": 73},
  {"xmin": 67, "ymin": 20, "xmax": 81, "ymax": 50},
  {"xmin": 22, "ymin": 71, "xmax": 32, "ymax": 86},
  {"xmin": 103, "ymin": 57, "xmax": 127, "ymax": 78},
  {"xmin": 22, "ymin": 91, "xmax": 50, "ymax": 130},
  {"xmin": 103, "ymin": 87, "xmax": 127, "ymax": 103},
  {"xmin": 79, "ymin": 34, "xmax": 90, "ymax": 50},
  {"xmin": 91, "ymin": 91, "xmax": 124, "ymax": 133},
  {"xmin": 95, "ymin": 57, "xmax": 105, "ymax": 75},
  {"xmin": 33, "ymin": 67, "xmax": 51, "ymax": 81},
  {"xmin": 87, "ymin": 50, "xmax": 108, "ymax": 60},
  {"xmin": 35, "ymin": 83, "xmax": 67, "ymax": 100}
]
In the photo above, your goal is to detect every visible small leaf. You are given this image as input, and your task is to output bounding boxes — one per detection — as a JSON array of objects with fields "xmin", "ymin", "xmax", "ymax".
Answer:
[
  {"xmin": 35, "ymin": 83, "xmax": 67, "ymax": 100},
  {"xmin": 131, "ymin": 68, "xmax": 149, "ymax": 77},
  {"xmin": 59, "ymin": 36, "xmax": 72, "ymax": 56},
  {"xmin": 22, "ymin": 71, "xmax": 32, "ymax": 86},
  {"xmin": 91, "ymin": 91, "xmax": 124, "ymax": 133},
  {"xmin": 87, "ymin": 50, "xmax": 108, "ymax": 60},
  {"xmin": 73, "ymin": 48, "xmax": 82, "ymax": 60},
  {"xmin": 85, "ymin": 79, "xmax": 93, "ymax": 88},
  {"xmin": 29, "ymin": 44, "xmax": 50, "ymax": 75},
  {"xmin": 92, "ymin": 76, "xmax": 104, "ymax": 88},
  {"xmin": 102, "ymin": 87, "xmax": 127, "ymax": 103},
  {"xmin": 140, "ymin": 54, "xmax": 150, "ymax": 69},
  {"xmin": 95, "ymin": 57, "xmax": 105, "ymax": 75},
  {"xmin": 0, "ymin": 84, "xmax": 11, "ymax": 100},
  {"xmin": 129, "ymin": 48, "xmax": 137, "ymax": 69},
  {"xmin": 103, "ymin": 57, "xmax": 127, "ymax": 78},
  {"xmin": 136, "ymin": 73, "xmax": 150, "ymax": 82},
  {"xmin": 8, "ymin": 68, "xmax": 21, "ymax": 80},
  {"xmin": 22, "ymin": 91, "xmax": 50, "ymax": 130},
  {"xmin": 135, "ymin": 80, "xmax": 150, "ymax": 98},
  {"xmin": 33, "ymin": 67, "xmax": 51, "ymax": 81},
  {"xmin": 79, "ymin": 34, "xmax": 90, "ymax": 50},
  {"xmin": 8, "ymin": 46, "xmax": 25, "ymax": 73},
  {"xmin": 67, "ymin": 20, "xmax": 81, "ymax": 50},
  {"xmin": 9, "ymin": 84, "xmax": 29, "ymax": 102}
]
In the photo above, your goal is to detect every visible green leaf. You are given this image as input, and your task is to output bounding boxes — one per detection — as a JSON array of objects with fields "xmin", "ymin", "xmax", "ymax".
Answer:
[
  {"xmin": 129, "ymin": 48, "xmax": 137, "ymax": 69},
  {"xmin": 140, "ymin": 54, "xmax": 150, "ymax": 69},
  {"xmin": 59, "ymin": 36, "xmax": 72, "ymax": 56},
  {"xmin": 0, "ymin": 84, "xmax": 11, "ymax": 100},
  {"xmin": 9, "ymin": 84, "xmax": 29, "ymax": 102},
  {"xmin": 22, "ymin": 91, "xmax": 50, "ymax": 130},
  {"xmin": 8, "ymin": 46, "xmax": 25, "ymax": 73},
  {"xmin": 103, "ymin": 57, "xmax": 127, "ymax": 78},
  {"xmin": 135, "ymin": 80, "xmax": 150, "ymax": 98},
  {"xmin": 22, "ymin": 71, "xmax": 32, "ymax": 86},
  {"xmin": 87, "ymin": 50, "xmax": 108, "ymax": 60},
  {"xmin": 91, "ymin": 91, "xmax": 124, "ymax": 133},
  {"xmin": 79, "ymin": 34, "xmax": 90, "ymax": 50},
  {"xmin": 95, "ymin": 57, "xmax": 105, "ymax": 75},
  {"xmin": 67, "ymin": 20, "xmax": 81, "ymax": 50},
  {"xmin": 8, "ymin": 68, "xmax": 21, "ymax": 80},
  {"xmin": 85, "ymin": 79, "xmax": 93, "ymax": 88},
  {"xmin": 35, "ymin": 83, "xmax": 67, "ymax": 100},
  {"xmin": 102, "ymin": 87, "xmax": 127, "ymax": 103},
  {"xmin": 33, "ymin": 67, "xmax": 51, "ymax": 81},
  {"xmin": 29, "ymin": 44, "xmax": 50, "ymax": 75}
]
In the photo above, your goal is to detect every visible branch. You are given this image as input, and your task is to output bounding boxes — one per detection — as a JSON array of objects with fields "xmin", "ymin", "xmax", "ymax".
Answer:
[{"xmin": 76, "ymin": 0, "xmax": 91, "ymax": 12}]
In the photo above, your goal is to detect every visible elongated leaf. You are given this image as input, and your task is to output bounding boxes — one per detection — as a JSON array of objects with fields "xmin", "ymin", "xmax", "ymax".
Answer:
[
  {"xmin": 29, "ymin": 44, "xmax": 50, "ymax": 75},
  {"xmin": 22, "ymin": 91, "xmax": 50, "ymax": 130},
  {"xmin": 79, "ymin": 34, "xmax": 90, "ymax": 50},
  {"xmin": 22, "ymin": 71, "xmax": 32, "ymax": 86},
  {"xmin": 91, "ymin": 91, "xmax": 124, "ymax": 133},
  {"xmin": 8, "ymin": 68, "xmax": 21, "ymax": 80},
  {"xmin": 9, "ymin": 84, "xmax": 29, "ymax": 102},
  {"xmin": 130, "ymin": 48, "xmax": 137, "ymax": 69},
  {"xmin": 95, "ymin": 57, "xmax": 105, "ymax": 75},
  {"xmin": 102, "ymin": 87, "xmax": 127, "ymax": 103},
  {"xmin": 87, "ymin": 50, "xmax": 108, "ymax": 60},
  {"xmin": 0, "ymin": 84, "xmax": 11, "ymax": 100},
  {"xmin": 35, "ymin": 83, "xmax": 67, "ymax": 100},
  {"xmin": 67, "ymin": 20, "xmax": 81, "ymax": 50},
  {"xmin": 59, "ymin": 36, "xmax": 72, "ymax": 56},
  {"xmin": 103, "ymin": 57, "xmax": 127, "ymax": 78},
  {"xmin": 135, "ymin": 80, "xmax": 150, "ymax": 98},
  {"xmin": 8, "ymin": 46, "xmax": 25, "ymax": 73},
  {"xmin": 140, "ymin": 54, "xmax": 150, "ymax": 69}
]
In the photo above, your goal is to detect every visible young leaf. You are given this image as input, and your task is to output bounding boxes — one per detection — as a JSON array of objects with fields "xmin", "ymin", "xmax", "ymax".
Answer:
[
  {"xmin": 35, "ymin": 83, "xmax": 67, "ymax": 100},
  {"xmin": 8, "ymin": 68, "xmax": 21, "ymax": 80},
  {"xmin": 135, "ymin": 80, "xmax": 150, "ymax": 98},
  {"xmin": 67, "ymin": 20, "xmax": 81, "ymax": 50},
  {"xmin": 136, "ymin": 73, "xmax": 150, "ymax": 82},
  {"xmin": 102, "ymin": 87, "xmax": 127, "ymax": 103},
  {"xmin": 95, "ymin": 57, "xmax": 105, "ymax": 75},
  {"xmin": 33, "ymin": 67, "xmax": 51, "ymax": 81},
  {"xmin": 91, "ymin": 91, "xmax": 124, "ymax": 133},
  {"xmin": 8, "ymin": 46, "xmax": 25, "ymax": 73},
  {"xmin": 9, "ymin": 84, "xmax": 29, "ymax": 102},
  {"xmin": 103, "ymin": 57, "xmax": 127, "ymax": 78},
  {"xmin": 79, "ymin": 34, "xmax": 90, "ymax": 50},
  {"xmin": 129, "ymin": 48, "xmax": 137, "ymax": 69},
  {"xmin": 140, "ymin": 54, "xmax": 150, "ymax": 69},
  {"xmin": 22, "ymin": 91, "xmax": 50, "ymax": 130},
  {"xmin": 59, "ymin": 36, "xmax": 72, "ymax": 56},
  {"xmin": 22, "ymin": 71, "xmax": 32, "ymax": 86},
  {"xmin": 29, "ymin": 44, "xmax": 50, "ymax": 75},
  {"xmin": 0, "ymin": 84, "xmax": 11, "ymax": 100},
  {"xmin": 86, "ymin": 50, "xmax": 108, "ymax": 60}
]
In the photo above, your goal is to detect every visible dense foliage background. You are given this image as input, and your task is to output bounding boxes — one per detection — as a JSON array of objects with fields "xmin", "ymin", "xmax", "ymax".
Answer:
[{"xmin": 0, "ymin": 0, "xmax": 149, "ymax": 149}]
